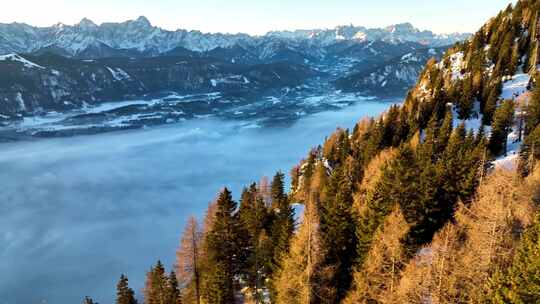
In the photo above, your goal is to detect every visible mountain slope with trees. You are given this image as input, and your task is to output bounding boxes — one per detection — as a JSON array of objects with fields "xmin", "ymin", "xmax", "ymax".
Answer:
[{"xmin": 94, "ymin": 1, "xmax": 540, "ymax": 303}]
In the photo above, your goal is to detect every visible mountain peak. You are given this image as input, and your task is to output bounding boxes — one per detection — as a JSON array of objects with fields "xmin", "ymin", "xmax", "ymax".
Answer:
[
  {"xmin": 133, "ymin": 16, "xmax": 152, "ymax": 27},
  {"xmin": 386, "ymin": 22, "xmax": 418, "ymax": 33},
  {"xmin": 78, "ymin": 18, "xmax": 97, "ymax": 28}
]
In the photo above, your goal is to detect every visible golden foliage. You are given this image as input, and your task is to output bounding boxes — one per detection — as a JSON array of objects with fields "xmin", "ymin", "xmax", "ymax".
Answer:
[
  {"xmin": 353, "ymin": 148, "xmax": 397, "ymax": 214},
  {"xmin": 343, "ymin": 209, "xmax": 410, "ymax": 304},
  {"xmin": 390, "ymin": 168, "xmax": 540, "ymax": 304},
  {"xmin": 274, "ymin": 200, "xmax": 323, "ymax": 304}
]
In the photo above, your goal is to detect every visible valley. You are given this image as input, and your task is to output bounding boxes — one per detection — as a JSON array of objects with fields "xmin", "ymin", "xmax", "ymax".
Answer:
[
  {"xmin": 0, "ymin": 18, "xmax": 458, "ymax": 140},
  {"xmin": 0, "ymin": 97, "xmax": 398, "ymax": 304}
]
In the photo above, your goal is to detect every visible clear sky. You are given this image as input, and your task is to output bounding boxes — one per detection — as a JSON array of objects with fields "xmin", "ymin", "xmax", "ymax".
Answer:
[{"xmin": 0, "ymin": 0, "xmax": 518, "ymax": 35}]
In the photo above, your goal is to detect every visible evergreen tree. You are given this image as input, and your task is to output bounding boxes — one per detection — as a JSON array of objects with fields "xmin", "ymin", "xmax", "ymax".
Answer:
[
  {"xmin": 83, "ymin": 296, "xmax": 97, "ymax": 304},
  {"xmin": 356, "ymin": 145, "xmax": 419, "ymax": 264},
  {"xmin": 483, "ymin": 80, "xmax": 502, "ymax": 125},
  {"xmin": 457, "ymin": 77, "xmax": 475, "ymax": 119},
  {"xmin": 166, "ymin": 271, "xmax": 182, "ymax": 304},
  {"xmin": 270, "ymin": 172, "xmax": 294, "ymax": 259},
  {"xmin": 318, "ymin": 166, "xmax": 358, "ymax": 302},
  {"xmin": 238, "ymin": 184, "xmax": 272, "ymax": 302},
  {"xmin": 489, "ymin": 100, "xmax": 515, "ymax": 156},
  {"xmin": 203, "ymin": 188, "xmax": 239, "ymax": 304},
  {"xmin": 519, "ymin": 124, "xmax": 540, "ymax": 176},
  {"xmin": 526, "ymin": 76, "xmax": 540, "ymax": 135},
  {"xmin": 116, "ymin": 274, "xmax": 138, "ymax": 304},
  {"xmin": 268, "ymin": 172, "xmax": 295, "ymax": 302},
  {"xmin": 489, "ymin": 217, "xmax": 540, "ymax": 303},
  {"xmin": 145, "ymin": 261, "xmax": 167, "ymax": 304}
]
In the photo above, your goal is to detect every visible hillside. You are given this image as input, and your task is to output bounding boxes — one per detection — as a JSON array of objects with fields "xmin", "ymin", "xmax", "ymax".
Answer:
[{"xmin": 95, "ymin": 1, "xmax": 540, "ymax": 304}]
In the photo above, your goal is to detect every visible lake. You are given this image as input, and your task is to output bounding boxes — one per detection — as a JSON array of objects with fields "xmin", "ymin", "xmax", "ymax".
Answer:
[{"xmin": 0, "ymin": 97, "xmax": 397, "ymax": 304}]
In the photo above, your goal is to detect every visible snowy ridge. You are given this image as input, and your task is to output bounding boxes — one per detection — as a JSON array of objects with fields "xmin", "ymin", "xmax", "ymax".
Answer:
[{"xmin": 0, "ymin": 18, "xmax": 469, "ymax": 56}]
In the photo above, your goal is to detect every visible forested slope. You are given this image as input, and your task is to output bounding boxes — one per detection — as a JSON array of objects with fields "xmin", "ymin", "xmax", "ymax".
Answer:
[{"xmin": 102, "ymin": 1, "xmax": 540, "ymax": 304}]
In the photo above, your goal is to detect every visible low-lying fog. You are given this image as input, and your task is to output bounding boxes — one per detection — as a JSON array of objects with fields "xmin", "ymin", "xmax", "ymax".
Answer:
[{"xmin": 0, "ymin": 98, "xmax": 397, "ymax": 304}]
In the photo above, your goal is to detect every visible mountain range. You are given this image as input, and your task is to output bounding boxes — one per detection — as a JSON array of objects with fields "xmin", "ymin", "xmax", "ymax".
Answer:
[
  {"xmin": 0, "ymin": 17, "xmax": 468, "ymax": 134},
  {"xmin": 0, "ymin": 16, "xmax": 468, "ymax": 57}
]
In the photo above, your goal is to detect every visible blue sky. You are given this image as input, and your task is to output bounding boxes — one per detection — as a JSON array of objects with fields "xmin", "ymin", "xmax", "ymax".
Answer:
[{"xmin": 1, "ymin": 0, "xmax": 517, "ymax": 34}]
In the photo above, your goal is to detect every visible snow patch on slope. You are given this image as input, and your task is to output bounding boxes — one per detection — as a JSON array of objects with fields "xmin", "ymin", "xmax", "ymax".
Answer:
[
  {"xmin": 106, "ymin": 67, "xmax": 131, "ymax": 81},
  {"xmin": 0, "ymin": 54, "xmax": 45, "ymax": 69},
  {"xmin": 449, "ymin": 52, "xmax": 465, "ymax": 80},
  {"xmin": 500, "ymin": 73, "xmax": 530, "ymax": 100}
]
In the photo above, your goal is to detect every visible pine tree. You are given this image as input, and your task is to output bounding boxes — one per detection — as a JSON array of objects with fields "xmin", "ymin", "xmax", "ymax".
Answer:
[
  {"xmin": 483, "ymin": 80, "xmax": 502, "ymax": 125},
  {"xmin": 457, "ymin": 77, "xmax": 475, "ymax": 119},
  {"xmin": 436, "ymin": 108, "xmax": 454, "ymax": 155},
  {"xmin": 519, "ymin": 124, "xmax": 540, "ymax": 176},
  {"xmin": 489, "ymin": 100, "xmax": 515, "ymax": 156},
  {"xmin": 317, "ymin": 166, "xmax": 358, "ymax": 302},
  {"xmin": 203, "ymin": 188, "xmax": 239, "ymax": 304},
  {"xmin": 268, "ymin": 172, "xmax": 295, "ymax": 302},
  {"xmin": 526, "ymin": 76, "xmax": 540, "ymax": 135},
  {"xmin": 356, "ymin": 145, "xmax": 419, "ymax": 264},
  {"xmin": 145, "ymin": 261, "xmax": 167, "ymax": 304},
  {"xmin": 116, "ymin": 274, "xmax": 138, "ymax": 304},
  {"xmin": 237, "ymin": 184, "xmax": 272, "ymax": 303},
  {"xmin": 270, "ymin": 172, "xmax": 294, "ymax": 267},
  {"xmin": 489, "ymin": 217, "xmax": 540, "ymax": 303},
  {"xmin": 166, "ymin": 271, "xmax": 182, "ymax": 304},
  {"xmin": 83, "ymin": 296, "xmax": 97, "ymax": 304}
]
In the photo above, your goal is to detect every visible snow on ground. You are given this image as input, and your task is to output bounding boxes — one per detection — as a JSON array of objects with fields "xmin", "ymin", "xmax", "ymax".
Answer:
[
  {"xmin": 106, "ymin": 67, "xmax": 131, "ymax": 81},
  {"xmin": 494, "ymin": 128, "xmax": 522, "ymax": 170},
  {"xmin": 0, "ymin": 54, "xmax": 45, "ymax": 69},
  {"xmin": 492, "ymin": 71, "xmax": 533, "ymax": 169},
  {"xmin": 451, "ymin": 102, "xmax": 489, "ymax": 135},
  {"xmin": 4, "ymin": 92, "xmax": 224, "ymax": 132},
  {"xmin": 300, "ymin": 92, "xmax": 375, "ymax": 106},
  {"xmin": 446, "ymin": 52, "xmax": 465, "ymax": 80},
  {"xmin": 292, "ymin": 203, "xmax": 305, "ymax": 227},
  {"xmin": 493, "ymin": 153, "xmax": 519, "ymax": 170},
  {"xmin": 210, "ymin": 75, "xmax": 249, "ymax": 87},
  {"xmin": 401, "ymin": 53, "xmax": 419, "ymax": 62},
  {"xmin": 500, "ymin": 73, "xmax": 530, "ymax": 100},
  {"xmin": 83, "ymin": 100, "xmax": 148, "ymax": 114}
]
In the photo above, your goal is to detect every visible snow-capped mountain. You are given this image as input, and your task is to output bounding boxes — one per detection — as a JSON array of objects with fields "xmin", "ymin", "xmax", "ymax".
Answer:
[
  {"xmin": 0, "ymin": 17, "xmax": 468, "ymax": 57},
  {"xmin": 266, "ymin": 23, "xmax": 469, "ymax": 47},
  {"xmin": 0, "ymin": 16, "xmax": 469, "ymax": 135}
]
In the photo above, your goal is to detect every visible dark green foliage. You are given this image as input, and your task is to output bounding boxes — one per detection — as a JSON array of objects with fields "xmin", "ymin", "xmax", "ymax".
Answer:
[
  {"xmin": 526, "ymin": 76, "xmax": 540, "ymax": 136},
  {"xmin": 270, "ymin": 172, "xmax": 295, "ymax": 267},
  {"xmin": 457, "ymin": 77, "xmax": 475, "ymax": 120},
  {"xmin": 166, "ymin": 271, "xmax": 182, "ymax": 304},
  {"xmin": 116, "ymin": 274, "xmax": 138, "ymax": 304},
  {"xmin": 237, "ymin": 183, "xmax": 272, "ymax": 302},
  {"xmin": 203, "ymin": 188, "xmax": 239, "ymax": 304},
  {"xmin": 488, "ymin": 217, "xmax": 540, "ymax": 303},
  {"xmin": 519, "ymin": 125, "xmax": 540, "ymax": 176},
  {"xmin": 489, "ymin": 100, "xmax": 515, "ymax": 156},
  {"xmin": 268, "ymin": 172, "xmax": 295, "ymax": 302},
  {"xmin": 145, "ymin": 261, "xmax": 180, "ymax": 304},
  {"xmin": 356, "ymin": 145, "xmax": 417, "ymax": 264},
  {"xmin": 318, "ymin": 166, "xmax": 358, "ymax": 302},
  {"xmin": 483, "ymin": 80, "xmax": 502, "ymax": 126}
]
